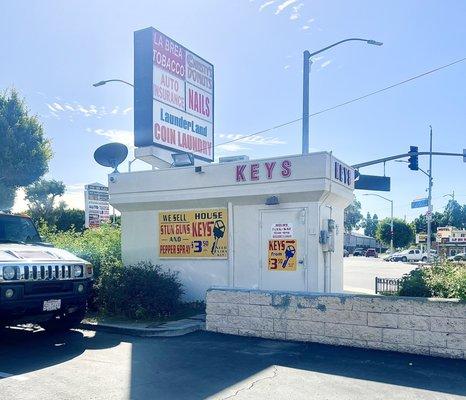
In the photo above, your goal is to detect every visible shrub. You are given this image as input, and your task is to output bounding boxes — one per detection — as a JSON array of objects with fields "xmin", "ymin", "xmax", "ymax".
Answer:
[
  {"xmin": 96, "ymin": 261, "xmax": 184, "ymax": 319},
  {"xmin": 40, "ymin": 223, "xmax": 121, "ymax": 277},
  {"xmin": 398, "ymin": 262, "xmax": 466, "ymax": 300},
  {"xmin": 39, "ymin": 224, "xmax": 185, "ymax": 318}
]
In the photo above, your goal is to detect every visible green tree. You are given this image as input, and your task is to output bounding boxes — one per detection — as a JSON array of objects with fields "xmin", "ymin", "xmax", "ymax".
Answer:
[
  {"xmin": 443, "ymin": 200, "xmax": 464, "ymax": 228},
  {"xmin": 362, "ymin": 212, "xmax": 379, "ymax": 237},
  {"xmin": 376, "ymin": 218, "xmax": 415, "ymax": 248},
  {"xmin": 344, "ymin": 199, "xmax": 363, "ymax": 233},
  {"xmin": 413, "ymin": 211, "xmax": 443, "ymax": 235},
  {"xmin": 25, "ymin": 179, "xmax": 65, "ymax": 224},
  {"xmin": 55, "ymin": 208, "xmax": 85, "ymax": 232},
  {"xmin": 0, "ymin": 89, "xmax": 52, "ymax": 210}
]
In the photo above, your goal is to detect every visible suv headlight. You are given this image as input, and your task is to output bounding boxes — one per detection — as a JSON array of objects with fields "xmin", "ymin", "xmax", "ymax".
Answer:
[
  {"xmin": 73, "ymin": 265, "xmax": 84, "ymax": 278},
  {"xmin": 85, "ymin": 264, "xmax": 93, "ymax": 277},
  {"xmin": 2, "ymin": 266, "xmax": 16, "ymax": 280}
]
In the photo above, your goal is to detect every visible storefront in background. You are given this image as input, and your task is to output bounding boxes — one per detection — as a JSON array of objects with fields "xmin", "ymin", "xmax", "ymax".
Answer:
[
  {"xmin": 437, "ymin": 226, "xmax": 466, "ymax": 257},
  {"xmin": 108, "ymin": 152, "xmax": 354, "ymax": 300}
]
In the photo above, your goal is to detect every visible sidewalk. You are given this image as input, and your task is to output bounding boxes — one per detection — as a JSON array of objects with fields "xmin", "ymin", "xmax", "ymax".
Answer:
[{"xmin": 79, "ymin": 314, "xmax": 205, "ymax": 337}]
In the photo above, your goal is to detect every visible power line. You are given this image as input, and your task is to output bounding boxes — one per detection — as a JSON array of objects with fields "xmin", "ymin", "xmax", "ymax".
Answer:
[{"xmin": 213, "ymin": 56, "xmax": 466, "ymax": 151}]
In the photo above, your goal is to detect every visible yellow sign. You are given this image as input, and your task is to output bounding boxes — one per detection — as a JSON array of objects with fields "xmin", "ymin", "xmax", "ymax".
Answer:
[
  {"xmin": 159, "ymin": 208, "xmax": 228, "ymax": 258},
  {"xmin": 268, "ymin": 239, "xmax": 297, "ymax": 271}
]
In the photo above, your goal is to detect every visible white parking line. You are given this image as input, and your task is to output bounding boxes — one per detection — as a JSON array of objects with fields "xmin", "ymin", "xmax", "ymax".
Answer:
[{"xmin": 0, "ymin": 371, "xmax": 28, "ymax": 381}]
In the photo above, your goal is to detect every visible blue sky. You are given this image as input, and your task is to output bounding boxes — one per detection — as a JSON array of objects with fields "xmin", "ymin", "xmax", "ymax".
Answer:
[{"xmin": 1, "ymin": 0, "xmax": 465, "ymax": 222}]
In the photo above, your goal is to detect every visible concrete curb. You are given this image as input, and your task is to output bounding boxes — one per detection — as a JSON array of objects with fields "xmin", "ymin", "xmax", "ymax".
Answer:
[{"xmin": 79, "ymin": 315, "xmax": 205, "ymax": 337}]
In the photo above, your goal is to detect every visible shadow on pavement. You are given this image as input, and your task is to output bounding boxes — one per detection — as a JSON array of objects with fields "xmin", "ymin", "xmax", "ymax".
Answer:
[
  {"xmin": 129, "ymin": 331, "xmax": 466, "ymax": 400},
  {"xmin": 0, "ymin": 326, "xmax": 121, "ymax": 377}
]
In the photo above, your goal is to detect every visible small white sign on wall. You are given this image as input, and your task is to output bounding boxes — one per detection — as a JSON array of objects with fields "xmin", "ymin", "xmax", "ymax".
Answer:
[{"xmin": 271, "ymin": 223, "xmax": 293, "ymax": 239}]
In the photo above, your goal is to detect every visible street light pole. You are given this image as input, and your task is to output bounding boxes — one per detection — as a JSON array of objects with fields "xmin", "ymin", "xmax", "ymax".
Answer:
[
  {"xmin": 363, "ymin": 193, "xmax": 394, "ymax": 255},
  {"xmin": 427, "ymin": 126, "xmax": 433, "ymax": 262},
  {"xmin": 301, "ymin": 38, "xmax": 383, "ymax": 154}
]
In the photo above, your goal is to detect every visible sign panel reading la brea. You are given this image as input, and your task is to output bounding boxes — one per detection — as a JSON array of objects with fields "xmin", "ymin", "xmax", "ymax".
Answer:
[
  {"xmin": 159, "ymin": 208, "xmax": 227, "ymax": 258},
  {"xmin": 134, "ymin": 27, "xmax": 214, "ymax": 162}
]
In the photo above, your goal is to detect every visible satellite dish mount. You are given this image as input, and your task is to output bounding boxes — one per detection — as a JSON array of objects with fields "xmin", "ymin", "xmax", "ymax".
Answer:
[{"xmin": 94, "ymin": 143, "xmax": 129, "ymax": 173}]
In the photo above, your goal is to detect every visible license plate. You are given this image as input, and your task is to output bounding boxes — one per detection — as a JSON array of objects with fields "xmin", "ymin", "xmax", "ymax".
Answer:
[{"xmin": 43, "ymin": 299, "xmax": 61, "ymax": 312}]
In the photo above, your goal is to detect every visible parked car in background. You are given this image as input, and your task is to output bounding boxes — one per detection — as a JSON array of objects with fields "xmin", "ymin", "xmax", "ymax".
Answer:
[
  {"xmin": 365, "ymin": 248, "xmax": 378, "ymax": 258},
  {"xmin": 343, "ymin": 249, "xmax": 349, "ymax": 257},
  {"xmin": 352, "ymin": 248, "xmax": 365, "ymax": 256},
  {"xmin": 392, "ymin": 248, "xmax": 428, "ymax": 263},
  {"xmin": 448, "ymin": 253, "xmax": 466, "ymax": 262}
]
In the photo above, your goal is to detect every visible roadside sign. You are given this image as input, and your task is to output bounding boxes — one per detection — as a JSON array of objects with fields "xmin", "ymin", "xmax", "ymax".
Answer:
[
  {"xmin": 354, "ymin": 174, "xmax": 390, "ymax": 191},
  {"xmin": 416, "ymin": 233, "xmax": 427, "ymax": 244},
  {"xmin": 411, "ymin": 198, "xmax": 428, "ymax": 209},
  {"xmin": 134, "ymin": 27, "xmax": 214, "ymax": 163},
  {"xmin": 84, "ymin": 183, "xmax": 110, "ymax": 228}
]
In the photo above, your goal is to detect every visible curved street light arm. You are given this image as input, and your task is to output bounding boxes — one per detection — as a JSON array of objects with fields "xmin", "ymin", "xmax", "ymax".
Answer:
[
  {"xmin": 92, "ymin": 79, "xmax": 134, "ymax": 88},
  {"xmin": 307, "ymin": 38, "xmax": 383, "ymax": 58}
]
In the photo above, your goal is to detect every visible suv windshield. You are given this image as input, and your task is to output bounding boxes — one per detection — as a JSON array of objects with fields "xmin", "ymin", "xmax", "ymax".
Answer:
[{"xmin": 0, "ymin": 214, "xmax": 41, "ymax": 244}]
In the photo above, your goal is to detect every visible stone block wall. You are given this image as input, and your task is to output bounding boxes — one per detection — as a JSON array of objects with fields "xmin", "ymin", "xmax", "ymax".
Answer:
[{"xmin": 205, "ymin": 288, "xmax": 466, "ymax": 359}]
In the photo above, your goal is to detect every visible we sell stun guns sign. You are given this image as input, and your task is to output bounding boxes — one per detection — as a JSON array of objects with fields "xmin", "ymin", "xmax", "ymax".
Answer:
[{"xmin": 134, "ymin": 27, "xmax": 214, "ymax": 162}]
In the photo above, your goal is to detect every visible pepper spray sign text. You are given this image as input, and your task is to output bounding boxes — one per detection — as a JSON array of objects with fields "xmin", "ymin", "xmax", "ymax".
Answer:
[{"xmin": 159, "ymin": 209, "xmax": 228, "ymax": 258}]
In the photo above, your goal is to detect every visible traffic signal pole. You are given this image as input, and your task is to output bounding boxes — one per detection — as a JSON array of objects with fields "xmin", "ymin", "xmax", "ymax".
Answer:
[{"xmin": 427, "ymin": 126, "xmax": 433, "ymax": 262}]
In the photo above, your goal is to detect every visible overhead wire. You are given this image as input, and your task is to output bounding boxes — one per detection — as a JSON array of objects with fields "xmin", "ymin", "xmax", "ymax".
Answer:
[{"xmin": 211, "ymin": 56, "xmax": 466, "ymax": 152}]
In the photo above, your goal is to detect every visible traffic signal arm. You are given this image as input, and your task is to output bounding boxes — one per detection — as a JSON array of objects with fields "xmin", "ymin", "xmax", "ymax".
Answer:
[{"xmin": 352, "ymin": 151, "xmax": 465, "ymax": 169}]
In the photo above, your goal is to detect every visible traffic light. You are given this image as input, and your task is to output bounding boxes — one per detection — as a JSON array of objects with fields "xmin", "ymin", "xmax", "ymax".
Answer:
[{"xmin": 408, "ymin": 146, "xmax": 419, "ymax": 170}]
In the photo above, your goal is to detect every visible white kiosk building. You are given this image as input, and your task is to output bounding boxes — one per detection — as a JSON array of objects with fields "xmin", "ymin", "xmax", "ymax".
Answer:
[{"xmin": 109, "ymin": 153, "xmax": 354, "ymax": 300}]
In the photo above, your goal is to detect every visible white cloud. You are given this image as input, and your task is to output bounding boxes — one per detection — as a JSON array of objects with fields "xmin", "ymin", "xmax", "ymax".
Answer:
[
  {"xmin": 289, "ymin": 2, "xmax": 303, "ymax": 19},
  {"xmin": 307, "ymin": 17, "xmax": 315, "ymax": 23},
  {"xmin": 52, "ymin": 102, "xmax": 65, "ymax": 111},
  {"xmin": 284, "ymin": 65, "xmax": 291, "ymax": 70},
  {"xmin": 301, "ymin": 25, "xmax": 310, "ymax": 30},
  {"xmin": 46, "ymin": 101, "xmax": 131, "ymax": 119},
  {"xmin": 275, "ymin": 0, "xmax": 296, "ymax": 15},
  {"xmin": 90, "ymin": 128, "xmax": 134, "ymax": 148},
  {"xmin": 259, "ymin": 0, "xmax": 275, "ymax": 11}
]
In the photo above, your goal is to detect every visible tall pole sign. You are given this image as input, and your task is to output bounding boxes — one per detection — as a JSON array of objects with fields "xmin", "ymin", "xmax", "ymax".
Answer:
[
  {"xmin": 84, "ymin": 183, "xmax": 110, "ymax": 228},
  {"xmin": 134, "ymin": 27, "xmax": 214, "ymax": 162}
]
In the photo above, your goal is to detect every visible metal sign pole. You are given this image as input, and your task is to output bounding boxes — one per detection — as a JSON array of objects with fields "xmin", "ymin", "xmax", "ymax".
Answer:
[{"xmin": 427, "ymin": 126, "xmax": 433, "ymax": 262}]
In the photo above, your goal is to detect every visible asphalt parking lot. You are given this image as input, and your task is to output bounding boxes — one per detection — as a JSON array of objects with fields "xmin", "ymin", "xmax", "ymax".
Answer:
[
  {"xmin": 0, "ymin": 328, "xmax": 465, "ymax": 400},
  {"xmin": 344, "ymin": 256, "xmax": 416, "ymax": 294}
]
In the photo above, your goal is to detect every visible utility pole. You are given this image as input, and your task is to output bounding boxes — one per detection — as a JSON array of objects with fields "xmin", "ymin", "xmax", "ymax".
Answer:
[
  {"xmin": 427, "ymin": 126, "xmax": 433, "ymax": 261},
  {"xmin": 302, "ymin": 51, "xmax": 311, "ymax": 155}
]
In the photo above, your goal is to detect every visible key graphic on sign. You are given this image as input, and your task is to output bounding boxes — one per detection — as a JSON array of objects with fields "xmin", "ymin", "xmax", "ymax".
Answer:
[
  {"xmin": 282, "ymin": 245, "xmax": 296, "ymax": 268},
  {"xmin": 211, "ymin": 220, "xmax": 226, "ymax": 255}
]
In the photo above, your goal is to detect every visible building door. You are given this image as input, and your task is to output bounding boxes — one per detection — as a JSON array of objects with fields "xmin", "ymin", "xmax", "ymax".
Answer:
[{"xmin": 260, "ymin": 208, "xmax": 307, "ymax": 292}]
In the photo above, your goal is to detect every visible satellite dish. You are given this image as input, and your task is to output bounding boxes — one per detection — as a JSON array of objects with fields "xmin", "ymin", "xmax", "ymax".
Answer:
[{"xmin": 94, "ymin": 143, "xmax": 128, "ymax": 173}]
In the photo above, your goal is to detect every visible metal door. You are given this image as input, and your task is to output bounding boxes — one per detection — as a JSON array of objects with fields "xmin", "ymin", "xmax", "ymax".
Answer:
[{"xmin": 260, "ymin": 208, "xmax": 307, "ymax": 291}]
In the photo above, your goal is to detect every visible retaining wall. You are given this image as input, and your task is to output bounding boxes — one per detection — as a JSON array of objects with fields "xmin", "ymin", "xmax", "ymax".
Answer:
[{"xmin": 205, "ymin": 288, "xmax": 466, "ymax": 359}]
